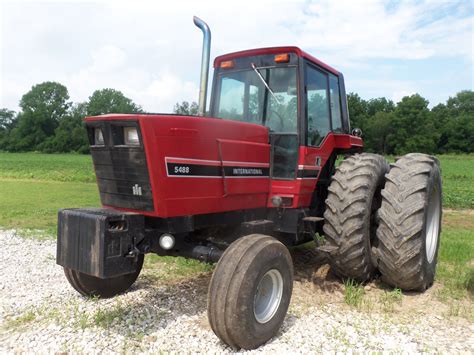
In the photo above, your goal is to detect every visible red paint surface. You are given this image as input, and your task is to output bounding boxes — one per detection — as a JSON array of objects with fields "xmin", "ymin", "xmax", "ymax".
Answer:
[
  {"xmin": 214, "ymin": 46, "xmax": 340, "ymax": 75},
  {"xmin": 86, "ymin": 114, "xmax": 362, "ymax": 217}
]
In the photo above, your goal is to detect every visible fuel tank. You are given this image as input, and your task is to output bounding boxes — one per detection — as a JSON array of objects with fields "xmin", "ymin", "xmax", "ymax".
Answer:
[{"xmin": 85, "ymin": 114, "xmax": 271, "ymax": 218}]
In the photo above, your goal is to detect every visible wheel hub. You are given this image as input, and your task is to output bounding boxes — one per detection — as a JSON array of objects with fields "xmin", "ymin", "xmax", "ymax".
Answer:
[
  {"xmin": 425, "ymin": 187, "xmax": 441, "ymax": 263},
  {"xmin": 253, "ymin": 269, "xmax": 283, "ymax": 324}
]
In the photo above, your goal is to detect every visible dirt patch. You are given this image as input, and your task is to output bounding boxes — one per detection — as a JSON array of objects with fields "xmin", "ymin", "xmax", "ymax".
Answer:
[
  {"xmin": 443, "ymin": 209, "xmax": 474, "ymax": 229},
  {"xmin": 290, "ymin": 247, "xmax": 473, "ymax": 322}
]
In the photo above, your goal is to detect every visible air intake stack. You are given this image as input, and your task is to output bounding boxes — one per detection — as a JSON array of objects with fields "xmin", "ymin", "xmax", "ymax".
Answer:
[{"xmin": 193, "ymin": 16, "xmax": 211, "ymax": 116}]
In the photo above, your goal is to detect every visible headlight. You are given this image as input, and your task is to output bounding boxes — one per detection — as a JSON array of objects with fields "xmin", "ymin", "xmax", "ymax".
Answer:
[
  {"xmin": 94, "ymin": 128, "xmax": 104, "ymax": 145},
  {"xmin": 124, "ymin": 127, "xmax": 140, "ymax": 146}
]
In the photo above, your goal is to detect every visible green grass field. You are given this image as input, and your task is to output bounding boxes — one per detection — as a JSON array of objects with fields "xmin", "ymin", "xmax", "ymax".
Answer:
[{"xmin": 0, "ymin": 152, "xmax": 472, "ymax": 301}]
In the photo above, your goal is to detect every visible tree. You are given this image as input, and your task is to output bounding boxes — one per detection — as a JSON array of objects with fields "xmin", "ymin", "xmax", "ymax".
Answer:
[
  {"xmin": 366, "ymin": 97, "xmax": 395, "ymax": 117},
  {"xmin": 8, "ymin": 82, "xmax": 71, "ymax": 151},
  {"xmin": 364, "ymin": 111, "xmax": 394, "ymax": 154},
  {"xmin": 87, "ymin": 89, "xmax": 142, "ymax": 116},
  {"xmin": 0, "ymin": 108, "xmax": 16, "ymax": 131},
  {"xmin": 173, "ymin": 101, "xmax": 199, "ymax": 116},
  {"xmin": 40, "ymin": 103, "xmax": 89, "ymax": 153},
  {"xmin": 387, "ymin": 94, "xmax": 438, "ymax": 154},
  {"xmin": 443, "ymin": 113, "xmax": 474, "ymax": 152},
  {"xmin": 347, "ymin": 93, "xmax": 368, "ymax": 131},
  {"xmin": 439, "ymin": 91, "xmax": 474, "ymax": 153},
  {"xmin": 0, "ymin": 108, "xmax": 17, "ymax": 150},
  {"xmin": 446, "ymin": 90, "xmax": 474, "ymax": 115}
]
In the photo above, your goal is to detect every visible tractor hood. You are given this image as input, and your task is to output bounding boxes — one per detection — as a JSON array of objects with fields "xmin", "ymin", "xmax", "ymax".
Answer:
[{"xmin": 84, "ymin": 114, "xmax": 271, "ymax": 217}]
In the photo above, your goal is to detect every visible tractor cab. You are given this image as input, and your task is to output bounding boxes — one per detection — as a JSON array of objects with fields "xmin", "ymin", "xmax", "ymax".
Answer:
[{"xmin": 211, "ymin": 47, "xmax": 360, "ymax": 215}]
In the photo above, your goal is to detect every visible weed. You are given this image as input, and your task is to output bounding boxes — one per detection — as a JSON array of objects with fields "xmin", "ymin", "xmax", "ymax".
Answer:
[
  {"xmin": 93, "ymin": 302, "xmax": 128, "ymax": 328},
  {"xmin": 143, "ymin": 254, "xmax": 214, "ymax": 283},
  {"xmin": 380, "ymin": 288, "xmax": 403, "ymax": 313},
  {"xmin": 343, "ymin": 279, "xmax": 365, "ymax": 308},
  {"xmin": 3, "ymin": 309, "xmax": 36, "ymax": 330},
  {"xmin": 447, "ymin": 302, "xmax": 461, "ymax": 317},
  {"xmin": 360, "ymin": 297, "xmax": 375, "ymax": 313},
  {"xmin": 77, "ymin": 312, "xmax": 90, "ymax": 329},
  {"xmin": 313, "ymin": 233, "xmax": 326, "ymax": 245}
]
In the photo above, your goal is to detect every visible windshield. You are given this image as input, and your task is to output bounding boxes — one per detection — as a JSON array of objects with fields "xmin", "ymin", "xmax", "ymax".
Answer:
[{"xmin": 215, "ymin": 66, "xmax": 297, "ymax": 133}]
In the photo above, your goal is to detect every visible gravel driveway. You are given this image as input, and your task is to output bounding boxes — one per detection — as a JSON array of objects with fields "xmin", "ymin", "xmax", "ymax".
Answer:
[{"xmin": 0, "ymin": 231, "xmax": 472, "ymax": 353}]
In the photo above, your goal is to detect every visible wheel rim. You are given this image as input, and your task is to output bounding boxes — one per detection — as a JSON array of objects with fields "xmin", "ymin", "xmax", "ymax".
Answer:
[
  {"xmin": 425, "ymin": 186, "xmax": 441, "ymax": 263},
  {"xmin": 253, "ymin": 269, "xmax": 283, "ymax": 324}
]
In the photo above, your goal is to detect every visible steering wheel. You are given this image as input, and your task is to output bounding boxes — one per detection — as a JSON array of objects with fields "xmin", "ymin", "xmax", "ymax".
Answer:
[{"xmin": 267, "ymin": 109, "xmax": 285, "ymax": 131}]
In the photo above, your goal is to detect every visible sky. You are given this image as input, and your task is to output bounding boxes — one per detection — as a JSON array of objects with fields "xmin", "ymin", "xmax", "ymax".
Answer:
[{"xmin": 0, "ymin": 0, "xmax": 473, "ymax": 113}]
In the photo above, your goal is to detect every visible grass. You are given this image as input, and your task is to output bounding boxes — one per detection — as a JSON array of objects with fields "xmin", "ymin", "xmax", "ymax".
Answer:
[
  {"xmin": 343, "ymin": 279, "xmax": 365, "ymax": 308},
  {"xmin": 0, "ymin": 153, "xmax": 472, "ymax": 234},
  {"xmin": 0, "ymin": 152, "xmax": 95, "ymax": 183},
  {"xmin": 3, "ymin": 309, "xmax": 36, "ymax": 330},
  {"xmin": 435, "ymin": 210, "xmax": 474, "ymax": 300},
  {"xmin": 379, "ymin": 288, "xmax": 403, "ymax": 313},
  {"xmin": 143, "ymin": 254, "xmax": 214, "ymax": 282},
  {"xmin": 0, "ymin": 178, "xmax": 99, "ymax": 235},
  {"xmin": 437, "ymin": 154, "xmax": 474, "ymax": 209},
  {"xmin": 93, "ymin": 302, "xmax": 128, "ymax": 328},
  {"xmin": 0, "ymin": 152, "xmax": 472, "ymax": 301}
]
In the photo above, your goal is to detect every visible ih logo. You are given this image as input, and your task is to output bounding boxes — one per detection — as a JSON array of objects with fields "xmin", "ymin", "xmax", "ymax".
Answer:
[{"xmin": 132, "ymin": 184, "xmax": 142, "ymax": 196}]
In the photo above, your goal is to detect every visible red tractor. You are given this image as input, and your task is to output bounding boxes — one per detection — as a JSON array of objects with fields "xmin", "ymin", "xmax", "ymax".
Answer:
[{"xmin": 57, "ymin": 17, "xmax": 442, "ymax": 349}]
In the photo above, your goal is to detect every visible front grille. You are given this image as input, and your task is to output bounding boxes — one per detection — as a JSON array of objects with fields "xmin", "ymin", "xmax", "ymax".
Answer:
[{"xmin": 89, "ymin": 122, "xmax": 154, "ymax": 211}]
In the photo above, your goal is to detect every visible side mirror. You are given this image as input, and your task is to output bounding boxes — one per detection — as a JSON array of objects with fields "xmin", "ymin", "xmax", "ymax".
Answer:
[{"xmin": 352, "ymin": 128, "xmax": 362, "ymax": 137}]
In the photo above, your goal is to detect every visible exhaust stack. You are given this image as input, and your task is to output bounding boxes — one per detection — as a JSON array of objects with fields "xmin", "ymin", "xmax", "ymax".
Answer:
[{"xmin": 193, "ymin": 16, "xmax": 211, "ymax": 116}]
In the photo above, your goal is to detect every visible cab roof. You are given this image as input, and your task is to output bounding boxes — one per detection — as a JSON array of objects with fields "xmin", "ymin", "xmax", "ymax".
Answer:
[{"xmin": 213, "ymin": 46, "xmax": 340, "ymax": 76}]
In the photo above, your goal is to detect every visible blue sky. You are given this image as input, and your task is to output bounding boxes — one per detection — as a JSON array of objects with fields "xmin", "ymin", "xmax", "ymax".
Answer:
[{"xmin": 1, "ymin": 0, "xmax": 472, "ymax": 112}]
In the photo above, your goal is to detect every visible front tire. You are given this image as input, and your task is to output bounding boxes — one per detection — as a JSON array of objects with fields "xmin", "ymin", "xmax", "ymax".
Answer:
[
  {"xmin": 376, "ymin": 153, "xmax": 442, "ymax": 291},
  {"xmin": 207, "ymin": 234, "xmax": 293, "ymax": 350},
  {"xmin": 64, "ymin": 254, "xmax": 144, "ymax": 298}
]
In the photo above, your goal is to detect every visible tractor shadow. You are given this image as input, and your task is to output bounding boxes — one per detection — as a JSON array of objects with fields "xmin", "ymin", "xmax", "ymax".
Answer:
[
  {"xmin": 84, "ymin": 245, "xmax": 431, "ymax": 349},
  {"xmin": 80, "ymin": 272, "xmax": 213, "ymax": 343},
  {"xmin": 89, "ymin": 247, "xmax": 339, "ymax": 346},
  {"xmin": 290, "ymin": 246, "xmax": 344, "ymax": 294}
]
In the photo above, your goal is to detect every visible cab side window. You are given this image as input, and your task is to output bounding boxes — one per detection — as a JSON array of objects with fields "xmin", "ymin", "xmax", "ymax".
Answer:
[
  {"xmin": 329, "ymin": 74, "xmax": 343, "ymax": 133},
  {"xmin": 306, "ymin": 66, "xmax": 330, "ymax": 146}
]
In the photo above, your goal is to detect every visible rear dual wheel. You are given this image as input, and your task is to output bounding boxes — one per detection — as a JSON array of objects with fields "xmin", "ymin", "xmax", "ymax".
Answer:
[
  {"xmin": 323, "ymin": 153, "xmax": 390, "ymax": 282},
  {"xmin": 323, "ymin": 152, "xmax": 442, "ymax": 292},
  {"xmin": 207, "ymin": 234, "xmax": 293, "ymax": 350},
  {"xmin": 376, "ymin": 153, "xmax": 442, "ymax": 291}
]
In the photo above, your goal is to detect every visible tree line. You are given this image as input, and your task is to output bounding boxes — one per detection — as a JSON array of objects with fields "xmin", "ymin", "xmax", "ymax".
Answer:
[
  {"xmin": 0, "ymin": 81, "xmax": 472, "ymax": 154},
  {"xmin": 0, "ymin": 82, "xmax": 142, "ymax": 153}
]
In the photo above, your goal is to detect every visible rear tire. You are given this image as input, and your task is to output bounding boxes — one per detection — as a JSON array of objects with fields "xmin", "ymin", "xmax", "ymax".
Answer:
[
  {"xmin": 376, "ymin": 153, "xmax": 442, "ymax": 291},
  {"xmin": 64, "ymin": 254, "xmax": 144, "ymax": 298},
  {"xmin": 207, "ymin": 234, "xmax": 293, "ymax": 350},
  {"xmin": 323, "ymin": 153, "xmax": 389, "ymax": 282}
]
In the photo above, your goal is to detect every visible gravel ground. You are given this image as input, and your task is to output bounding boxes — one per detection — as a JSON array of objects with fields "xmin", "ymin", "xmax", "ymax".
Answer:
[{"xmin": 0, "ymin": 230, "xmax": 473, "ymax": 353}]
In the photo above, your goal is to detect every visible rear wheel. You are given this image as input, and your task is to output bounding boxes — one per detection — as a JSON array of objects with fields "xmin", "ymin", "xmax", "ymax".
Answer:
[
  {"xmin": 376, "ymin": 153, "xmax": 442, "ymax": 291},
  {"xmin": 323, "ymin": 153, "xmax": 389, "ymax": 282},
  {"xmin": 64, "ymin": 254, "xmax": 144, "ymax": 298},
  {"xmin": 207, "ymin": 234, "xmax": 293, "ymax": 350}
]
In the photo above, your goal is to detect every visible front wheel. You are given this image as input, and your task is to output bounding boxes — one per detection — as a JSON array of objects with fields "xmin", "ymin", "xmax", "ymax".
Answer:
[
  {"xmin": 207, "ymin": 234, "xmax": 293, "ymax": 350},
  {"xmin": 64, "ymin": 254, "xmax": 144, "ymax": 298}
]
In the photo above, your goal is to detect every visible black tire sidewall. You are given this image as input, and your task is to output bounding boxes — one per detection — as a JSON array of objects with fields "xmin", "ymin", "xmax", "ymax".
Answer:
[
  {"xmin": 230, "ymin": 243, "xmax": 293, "ymax": 349},
  {"xmin": 65, "ymin": 254, "xmax": 144, "ymax": 298}
]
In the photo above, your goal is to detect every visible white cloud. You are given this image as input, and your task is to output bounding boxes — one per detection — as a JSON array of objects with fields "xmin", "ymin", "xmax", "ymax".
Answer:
[{"xmin": 1, "ymin": 0, "xmax": 472, "ymax": 112}]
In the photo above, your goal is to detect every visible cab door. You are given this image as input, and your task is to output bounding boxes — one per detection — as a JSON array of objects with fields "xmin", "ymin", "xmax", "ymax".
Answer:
[{"xmin": 297, "ymin": 62, "xmax": 345, "ymax": 207}]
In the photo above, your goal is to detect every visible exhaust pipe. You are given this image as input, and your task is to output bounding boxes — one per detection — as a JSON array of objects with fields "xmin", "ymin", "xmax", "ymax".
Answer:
[{"xmin": 193, "ymin": 16, "xmax": 211, "ymax": 116}]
